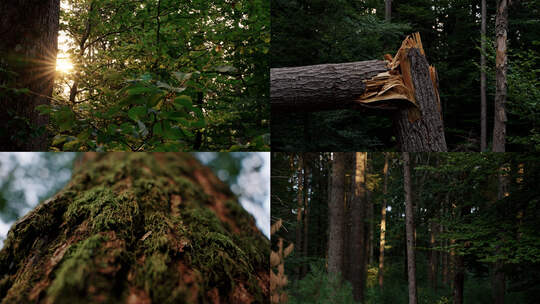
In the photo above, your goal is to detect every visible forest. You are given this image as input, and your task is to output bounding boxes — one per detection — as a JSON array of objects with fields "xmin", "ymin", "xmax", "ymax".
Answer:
[
  {"xmin": 0, "ymin": 0, "xmax": 269, "ymax": 151},
  {"xmin": 271, "ymin": 152, "xmax": 540, "ymax": 303},
  {"xmin": 271, "ymin": 0, "xmax": 539, "ymax": 152}
]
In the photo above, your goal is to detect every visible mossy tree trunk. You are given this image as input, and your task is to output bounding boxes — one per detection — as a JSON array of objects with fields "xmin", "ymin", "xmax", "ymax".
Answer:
[{"xmin": 0, "ymin": 153, "xmax": 269, "ymax": 304}]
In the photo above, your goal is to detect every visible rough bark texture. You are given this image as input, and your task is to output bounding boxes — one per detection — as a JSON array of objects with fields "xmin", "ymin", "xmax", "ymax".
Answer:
[
  {"xmin": 327, "ymin": 152, "xmax": 345, "ymax": 277},
  {"xmin": 385, "ymin": 0, "xmax": 392, "ymax": 22},
  {"xmin": 301, "ymin": 159, "xmax": 310, "ymax": 277},
  {"xmin": 0, "ymin": 153, "xmax": 269, "ymax": 304},
  {"xmin": 394, "ymin": 48, "xmax": 447, "ymax": 152},
  {"xmin": 365, "ymin": 155, "xmax": 374, "ymax": 266},
  {"xmin": 378, "ymin": 153, "xmax": 389, "ymax": 288},
  {"xmin": 295, "ymin": 154, "xmax": 303, "ymax": 280},
  {"xmin": 428, "ymin": 220, "xmax": 439, "ymax": 290},
  {"xmin": 480, "ymin": 0, "xmax": 487, "ymax": 151},
  {"xmin": 350, "ymin": 152, "xmax": 367, "ymax": 302},
  {"xmin": 270, "ymin": 60, "xmax": 388, "ymax": 111},
  {"xmin": 452, "ymin": 255, "xmax": 465, "ymax": 304},
  {"xmin": 0, "ymin": 0, "xmax": 60, "ymax": 150},
  {"xmin": 403, "ymin": 152, "xmax": 418, "ymax": 304},
  {"xmin": 493, "ymin": 0, "xmax": 508, "ymax": 152}
]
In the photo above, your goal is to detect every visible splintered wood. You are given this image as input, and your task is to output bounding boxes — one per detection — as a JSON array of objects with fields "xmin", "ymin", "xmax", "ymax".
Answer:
[{"xmin": 358, "ymin": 32, "xmax": 438, "ymax": 122}]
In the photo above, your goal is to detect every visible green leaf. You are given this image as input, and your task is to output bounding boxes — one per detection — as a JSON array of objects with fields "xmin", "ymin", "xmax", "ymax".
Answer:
[
  {"xmin": 214, "ymin": 65, "xmax": 237, "ymax": 73},
  {"xmin": 51, "ymin": 135, "xmax": 68, "ymax": 146},
  {"xmin": 136, "ymin": 120, "xmax": 149, "ymax": 137},
  {"xmin": 55, "ymin": 106, "xmax": 76, "ymax": 132},
  {"xmin": 63, "ymin": 140, "xmax": 81, "ymax": 151},
  {"xmin": 36, "ymin": 104, "xmax": 52, "ymax": 114},
  {"xmin": 156, "ymin": 81, "xmax": 185, "ymax": 93},
  {"xmin": 173, "ymin": 95, "xmax": 192, "ymax": 109},
  {"xmin": 190, "ymin": 118, "xmax": 206, "ymax": 128},
  {"xmin": 153, "ymin": 121, "xmax": 163, "ymax": 136},
  {"xmin": 128, "ymin": 106, "xmax": 147, "ymax": 121},
  {"xmin": 172, "ymin": 72, "xmax": 193, "ymax": 82},
  {"xmin": 127, "ymin": 86, "xmax": 156, "ymax": 95}
]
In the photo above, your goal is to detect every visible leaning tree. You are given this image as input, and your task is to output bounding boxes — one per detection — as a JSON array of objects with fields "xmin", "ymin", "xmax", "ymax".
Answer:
[{"xmin": 0, "ymin": 153, "xmax": 269, "ymax": 303}]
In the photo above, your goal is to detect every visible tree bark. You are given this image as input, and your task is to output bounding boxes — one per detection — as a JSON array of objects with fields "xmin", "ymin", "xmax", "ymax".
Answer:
[
  {"xmin": 480, "ymin": 0, "xmax": 487, "ymax": 151},
  {"xmin": 366, "ymin": 155, "xmax": 374, "ymax": 266},
  {"xmin": 350, "ymin": 152, "xmax": 367, "ymax": 302},
  {"xmin": 493, "ymin": 0, "xmax": 508, "ymax": 152},
  {"xmin": 378, "ymin": 153, "xmax": 389, "ymax": 288},
  {"xmin": 492, "ymin": 164, "xmax": 509, "ymax": 304},
  {"xmin": 393, "ymin": 48, "xmax": 447, "ymax": 152},
  {"xmin": 295, "ymin": 154, "xmax": 304, "ymax": 280},
  {"xmin": 428, "ymin": 219, "xmax": 439, "ymax": 290},
  {"xmin": 403, "ymin": 152, "xmax": 418, "ymax": 304},
  {"xmin": 453, "ymin": 255, "xmax": 465, "ymax": 304},
  {"xmin": 385, "ymin": 0, "xmax": 392, "ymax": 22},
  {"xmin": 328, "ymin": 152, "xmax": 346, "ymax": 277},
  {"xmin": 270, "ymin": 60, "xmax": 388, "ymax": 112},
  {"xmin": 301, "ymin": 157, "xmax": 310, "ymax": 277},
  {"xmin": 0, "ymin": 0, "xmax": 60, "ymax": 150},
  {"xmin": 0, "ymin": 153, "xmax": 269, "ymax": 303}
]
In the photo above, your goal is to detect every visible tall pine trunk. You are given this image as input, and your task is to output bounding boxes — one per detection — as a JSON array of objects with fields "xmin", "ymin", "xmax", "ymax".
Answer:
[
  {"xmin": 492, "ymin": 0, "xmax": 508, "ymax": 152},
  {"xmin": 301, "ymin": 158, "xmax": 310, "ymax": 277},
  {"xmin": 328, "ymin": 152, "xmax": 346, "ymax": 277},
  {"xmin": 378, "ymin": 153, "xmax": 389, "ymax": 288},
  {"xmin": 295, "ymin": 154, "xmax": 304, "ymax": 280},
  {"xmin": 0, "ymin": 153, "xmax": 269, "ymax": 303},
  {"xmin": 350, "ymin": 152, "xmax": 367, "ymax": 302},
  {"xmin": 480, "ymin": 0, "xmax": 487, "ymax": 151},
  {"xmin": 385, "ymin": 0, "xmax": 392, "ymax": 22},
  {"xmin": 403, "ymin": 152, "xmax": 418, "ymax": 304},
  {"xmin": 0, "ymin": 0, "xmax": 60, "ymax": 150}
]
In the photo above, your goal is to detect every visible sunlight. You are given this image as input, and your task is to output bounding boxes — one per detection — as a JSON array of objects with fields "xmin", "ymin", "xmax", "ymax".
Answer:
[{"xmin": 56, "ymin": 57, "xmax": 73, "ymax": 73}]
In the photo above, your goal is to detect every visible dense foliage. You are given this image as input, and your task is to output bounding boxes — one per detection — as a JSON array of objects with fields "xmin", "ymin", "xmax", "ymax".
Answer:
[
  {"xmin": 40, "ymin": 0, "xmax": 269, "ymax": 151},
  {"xmin": 271, "ymin": 152, "xmax": 540, "ymax": 303},
  {"xmin": 271, "ymin": 0, "xmax": 540, "ymax": 151}
]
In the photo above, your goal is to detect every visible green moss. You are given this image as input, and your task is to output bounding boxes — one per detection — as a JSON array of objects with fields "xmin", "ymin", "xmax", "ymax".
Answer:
[
  {"xmin": 46, "ymin": 235, "xmax": 104, "ymax": 303},
  {"xmin": 225, "ymin": 199, "xmax": 256, "ymax": 232},
  {"xmin": 65, "ymin": 186, "xmax": 139, "ymax": 239}
]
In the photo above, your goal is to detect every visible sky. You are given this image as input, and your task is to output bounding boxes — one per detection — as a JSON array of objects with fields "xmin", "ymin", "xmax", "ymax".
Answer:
[{"xmin": 0, "ymin": 152, "xmax": 270, "ymax": 247}]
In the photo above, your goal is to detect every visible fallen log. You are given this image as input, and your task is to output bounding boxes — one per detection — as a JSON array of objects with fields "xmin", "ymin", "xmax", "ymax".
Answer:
[{"xmin": 271, "ymin": 33, "xmax": 447, "ymax": 152}]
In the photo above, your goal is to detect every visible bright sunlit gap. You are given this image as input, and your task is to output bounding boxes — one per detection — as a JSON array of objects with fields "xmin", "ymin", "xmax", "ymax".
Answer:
[{"xmin": 56, "ymin": 57, "xmax": 73, "ymax": 73}]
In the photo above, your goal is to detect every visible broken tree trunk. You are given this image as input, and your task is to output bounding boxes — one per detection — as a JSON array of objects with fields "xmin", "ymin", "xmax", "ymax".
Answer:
[
  {"xmin": 271, "ymin": 33, "xmax": 447, "ymax": 152},
  {"xmin": 0, "ymin": 153, "xmax": 269, "ymax": 304}
]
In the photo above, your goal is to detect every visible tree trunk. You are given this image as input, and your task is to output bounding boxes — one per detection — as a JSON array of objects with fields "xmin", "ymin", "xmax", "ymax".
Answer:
[
  {"xmin": 385, "ymin": 0, "xmax": 392, "ymax": 22},
  {"xmin": 271, "ymin": 34, "xmax": 447, "ymax": 152},
  {"xmin": 428, "ymin": 219, "xmax": 439, "ymax": 291},
  {"xmin": 295, "ymin": 154, "xmax": 304, "ymax": 280},
  {"xmin": 403, "ymin": 152, "xmax": 418, "ymax": 304},
  {"xmin": 366, "ymin": 155, "xmax": 374, "ymax": 266},
  {"xmin": 301, "ymin": 158, "xmax": 310, "ymax": 277},
  {"xmin": 492, "ymin": 0, "xmax": 508, "ymax": 152},
  {"xmin": 492, "ymin": 165, "xmax": 509, "ymax": 304},
  {"xmin": 393, "ymin": 48, "xmax": 447, "ymax": 152},
  {"xmin": 378, "ymin": 153, "xmax": 389, "ymax": 288},
  {"xmin": 480, "ymin": 0, "xmax": 487, "ymax": 151},
  {"xmin": 328, "ymin": 152, "xmax": 346, "ymax": 277},
  {"xmin": 0, "ymin": 153, "xmax": 269, "ymax": 303},
  {"xmin": 0, "ymin": 0, "xmax": 60, "ymax": 150},
  {"xmin": 453, "ymin": 255, "xmax": 465, "ymax": 304},
  {"xmin": 350, "ymin": 152, "xmax": 367, "ymax": 302},
  {"xmin": 270, "ymin": 60, "xmax": 388, "ymax": 112}
]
